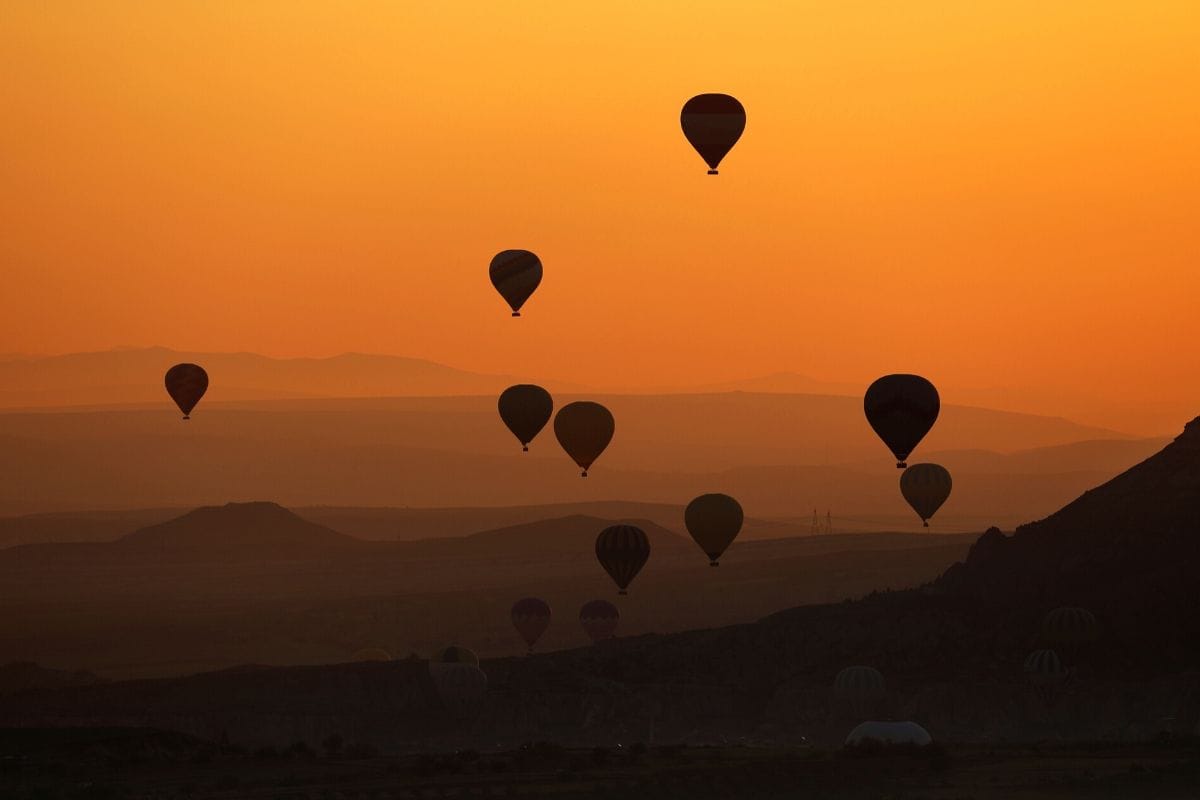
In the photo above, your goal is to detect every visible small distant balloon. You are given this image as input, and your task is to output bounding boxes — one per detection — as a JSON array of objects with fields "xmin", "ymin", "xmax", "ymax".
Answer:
[
  {"xmin": 489, "ymin": 250, "xmax": 542, "ymax": 316},
  {"xmin": 899, "ymin": 464, "xmax": 952, "ymax": 527},
  {"xmin": 1024, "ymin": 649, "xmax": 1067, "ymax": 707},
  {"xmin": 554, "ymin": 401, "xmax": 615, "ymax": 477},
  {"xmin": 680, "ymin": 94, "xmax": 746, "ymax": 175},
  {"xmin": 164, "ymin": 363, "xmax": 208, "ymax": 420},
  {"xmin": 834, "ymin": 665, "xmax": 886, "ymax": 717},
  {"xmin": 498, "ymin": 385, "xmax": 554, "ymax": 452},
  {"xmin": 431, "ymin": 645, "xmax": 479, "ymax": 667},
  {"xmin": 579, "ymin": 599, "xmax": 620, "ymax": 643},
  {"xmin": 864, "ymin": 374, "xmax": 940, "ymax": 468},
  {"xmin": 684, "ymin": 493, "xmax": 744, "ymax": 566},
  {"xmin": 429, "ymin": 662, "xmax": 488, "ymax": 721},
  {"xmin": 595, "ymin": 524, "xmax": 650, "ymax": 596},
  {"xmin": 511, "ymin": 597, "xmax": 551, "ymax": 654}
]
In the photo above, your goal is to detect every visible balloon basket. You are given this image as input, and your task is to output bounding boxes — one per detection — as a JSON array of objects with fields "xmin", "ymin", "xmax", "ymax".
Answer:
[
  {"xmin": 707, "ymin": 169, "xmax": 718, "ymax": 175},
  {"xmin": 511, "ymin": 311, "xmax": 521, "ymax": 317}
]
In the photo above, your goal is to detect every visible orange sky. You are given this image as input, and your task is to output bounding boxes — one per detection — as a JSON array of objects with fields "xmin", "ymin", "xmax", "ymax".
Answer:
[{"xmin": 2, "ymin": 2, "xmax": 1198, "ymax": 433}]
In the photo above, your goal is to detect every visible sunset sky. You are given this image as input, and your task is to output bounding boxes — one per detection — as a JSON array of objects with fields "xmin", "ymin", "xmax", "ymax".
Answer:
[{"xmin": 2, "ymin": 3, "xmax": 1198, "ymax": 433}]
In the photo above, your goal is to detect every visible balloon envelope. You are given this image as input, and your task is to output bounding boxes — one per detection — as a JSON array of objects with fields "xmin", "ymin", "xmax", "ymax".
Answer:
[
  {"xmin": 684, "ymin": 493, "xmax": 744, "ymax": 565},
  {"xmin": 489, "ymin": 250, "xmax": 542, "ymax": 316},
  {"xmin": 864, "ymin": 374, "xmax": 940, "ymax": 467},
  {"xmin": 429, "ymin": 662, "xmax": 488, "ymax": 721},
  {"xmin": 1024, "ymin": 649, "xmax": 1067, "ymax": 706},
  {"xmin": 554, "ymin": 401, "xmax": 615, "ymax": 476},
  {"xmin": 845, "ymin": 721, "xmax": 932, "ymax": 748},
  {"xmin": 431, "ymin": 645, "xmax": 479, "ymax": 667},
  {"xmin": 164, "ymin": 363, "xmax": 208, "ymax": 419},
  {"xmin": 498, "ymin": 384, "xmax": 553, "ymax": 451},
  {"xmin": 680, "ymin": 94, "xmax": 746, "ymax": 174},
  {"xmin": 511, "ymin": 597, "xmax": 551, "ymax": 653},
  {"xmin": 899, "ymin": 463, "xmax": 952, "ymax": 526},
  {"xmin": 595, "ymin": 524, "xmax": 650, "ymax": 595},
  {"xmin": 579, "ymin": 599, "xmax": 620, "ymax": 642},
  {"xmin": 834, "ymin": 666, "xmax": 886, "ymax": 716}
]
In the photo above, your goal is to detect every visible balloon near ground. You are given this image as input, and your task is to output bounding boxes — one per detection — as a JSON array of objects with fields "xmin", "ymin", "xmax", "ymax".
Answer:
[
  {"xmin": 431, "ymin": 645, "xmax": 479, "ymax": 667},
  {"xmin": 845, "ymin": 720, "xmax": 932, "ymax": 748},
  {"xmin": 680, "ymin": 94, "xmax": 746, "ymax": 175},
  {"xmin": 498, "ymin": 384, "xmax": 553, "ymax": 452},
  {"xmin": 684, "ymin": 493, "xmax": 744, "ymax": 566},
  {"xmin": 554, "ymin": 401, "xmax": 615, "ymax": 477},
  {"xmin": 579, "ymin": 599, "xmax": 619, "ymax": 643},
  {"xmin": 899, "ymin": 463, "xmax": 953, "ymax": 527},
  {"xmin": 1041, "ymin": 606, "xmax": 1099, "ymax": 667},
  {"xmin": 1024, "ymin": 649, "xmax": 1067, "ymax": 707},
  {"xmin": 864, "ymin": 374, "xmax": 940, "ymax": 468},
  {"xmin": 594, "ymin": 524, "xmax": 650, "ymax": 596},
  {"xmin": 510, "ymin": 597, "xmax": 551, "ymax": 654},
  {"xmin": 164, "ymin": 363, "xmax": 208, "ymax": 420},
  {"xmin": 429, "ymin": 662, "xmax": 488, "ymax": 721},
  {"xmin": 489, "ymin": 250, "xmax": 542, "ymax": 316},
  {"xmin": 834, "ymin": 665, "xmax": 886, "ymax": 718}
]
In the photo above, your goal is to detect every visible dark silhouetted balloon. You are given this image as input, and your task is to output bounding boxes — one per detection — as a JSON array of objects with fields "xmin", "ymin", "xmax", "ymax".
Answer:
[
  {"xmin": 431, "ymin": 645, "xmax": 479, "ymax": 667},
  {"xmin": 684, "ymin": 493, "xmax": 744, "ymax": 566},
  {"xmin": 498, "ymin": 384, "xmax": 553, "ymax": 452},
  {"xmin": 864, "ymin": 374, "xmax": 940, "ymax": 468},
  {"xmin": 554, "ymin": 401, "xmax": 614, "ymax": 477},
  {"xmin": 834, "ymin": 665, "xmax": 885, "ymax": 717},
  {"xmin": 511, "ymin": 597, "xmax": 551, "ymax": 654},
  {"xmin": 681, "ymin": 94, "xmax": 746, "ymax": 175},
  {"xmin": 595, "ymin": 524, "xmax": 650, "ymax": 595},
  {"xmin": 579, "ymin": 599, "xmax": 619, "ymax": 642},
  {"xmin": 165, "ymin": 363, "xmax": 209, "ymax": 420},
  {"xmin": 899, "ymin": 463, "xmax": 952, "ymax": 527},
  {"xmin": 489, "ymin": 250, "xmax": 542, "ymax": 316},
  {"xmin": 1024, "ymin": 649, "xmax": 1067, "ymax": 707},
  {"xmin": 429, "ymin": 662, "xmax": 488, "ymax": 721}
]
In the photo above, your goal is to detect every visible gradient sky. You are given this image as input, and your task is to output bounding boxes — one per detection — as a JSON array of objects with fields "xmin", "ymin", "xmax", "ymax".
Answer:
[{"xmin": 2, "ymin": 2, "xmax": 1198, "ymax": 432}]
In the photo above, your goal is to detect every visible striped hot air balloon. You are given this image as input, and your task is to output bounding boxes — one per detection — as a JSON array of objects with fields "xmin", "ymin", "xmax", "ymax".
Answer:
[
  {"xmin": 431, "ymin": 645, "xmax": 479, "ymax": 667},
  {"xmin": 510, "ymin": 597, "xmax": 551, "ymax": 654},
  {"xmin": 489, "ymin": 250, "xmax": 542, "ymax": 316},
  {"xmin": 834, "ymin": 666, "xmax": 886, "ymax": 718},
  {"xmin": 864, "ymin": 374, "xmax": 940, "ymax": 468},
  {"xmin": 579, "ymin": 599, "xmax": 619, "ymax": 643},
  {"xmin": 899, "ymin": 464, "xmax": 953, "ymax": 527},
  {"xmin": 1041, "ymin": 607, "xmax": 1098, "ymax": 667},
  {"xmin": 164, "ymin": 363, "xmax": 208, "ymax": 420},
  {"xmin": 1024, "ymin": 649, "xmax": 1068, "ymax": 707},
  {"xmin": 595, "ymin": 524, "xmax": 650, "ymax": 596},
  {"xmin": 680, "ymin": 94, "xmax": 746, "ymax": 175}
]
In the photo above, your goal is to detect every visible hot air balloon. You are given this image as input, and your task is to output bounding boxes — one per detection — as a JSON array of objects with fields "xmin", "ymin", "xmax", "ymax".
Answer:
[
  {"xmin": 164, "ymin": 363, "xmax": 208, "ymax": 420},
  {"xmin": 511, "ymin": 597, "xmax": 551, "ymax": 654},
  {"xmin": 489, "ymin": 250, "xmax": 542, "ymax": 317},
  {"xmin": 350, "ymin": 647, "xmax": 391, "ymax": 662},
  {"xmin": 1041, "ymin": 607, "xmax": 1098, "ymax": 667},
  {"xmin": 864, "ymin": 374, "xmax": 940, "ymax": 468},
  {"xmin": 834, "ymin": 666, "xmax": 886, "ymax": 718},
  {"xmin": 680, "ymin": 94, "xmax": 746, "ymax": 175},
  {"xmin": 899, "ymin": 464, "xmax": 952, "ymax": 527},
  {"xmin": 554, "ymin": 401, "xmax": 614, "ymax": 477},
  {"xmin": 431, "ymin": 645, "xmax": 479, "ymax": 667},
  {"xmin": 429, "ymin": 662, "xmax": 488, "ymax": 721},
  {"xmin": 498, "ymin": 385, "xmax": 553, "ymax": 452},
  {"xmin": 579, "ymin": 599, "xmax": 620, "ymax": 643},
  {"xmin": 684, "ymin": 493, "xmax": 744, "ymax": 566},
  {"xmin": 845, "ymin": 721, "xmax": 932, "ymax": 748},
  {"xmin": 595, "ymin": 524, "xmax": 650, "ymax": 596},
  {"xmin": 1024, "ymin": 649, "xmax": 1067, "ymax": 708}
]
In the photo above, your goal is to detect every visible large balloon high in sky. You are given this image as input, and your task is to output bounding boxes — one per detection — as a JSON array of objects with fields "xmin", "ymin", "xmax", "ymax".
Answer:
[
  {"xmin": 489, "ymin": 250, "xmax": 542, "ymax": 317},
  {"xmin": 554, "ymin": 401, "xmax": 615, "ymax": 477},
  {"xmin": 864, "ymin": 374, "xmax": 940, "ymax": 468},
  {"xmin": 164, "ymin": 363, "xmax": 208, "ymax": 420},
  {"xmin": 684, "ymin": 493, "xmax": 744, "ymax": 566},
  {"xmin": 680, "ymin": 94, "xmax": 746, "ymax": 175},
  {"xmin": 498, "ymin": 385, "xmax": 553, "ymax": 452}
]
